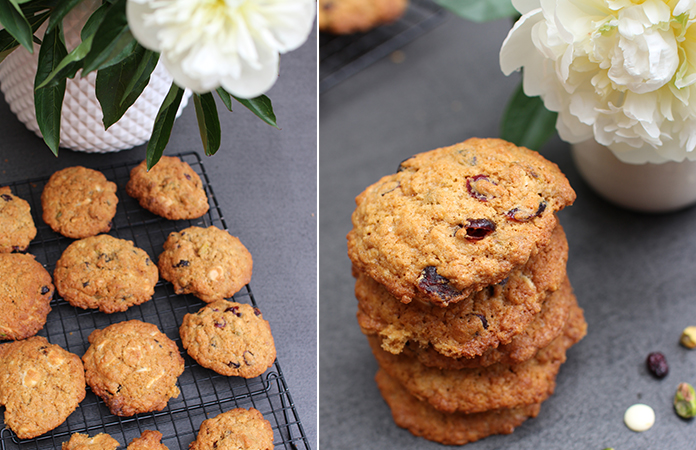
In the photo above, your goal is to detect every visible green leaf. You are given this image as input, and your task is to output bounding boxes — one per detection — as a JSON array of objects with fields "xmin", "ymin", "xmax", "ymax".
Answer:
[
  {"xmin": 0, "ymin": 0, "xmax": 34, "ymax": 52},
  {"xmin": 80, "ymin": 1, "xmax": 109, "ymax": 39},
  {"xmin": 0, "ymin": 8, "xmax": 49, "ymax": 63},
  {"xmin": 34, "ymin": 24, "xmax": 67, "ymax": 156},
  {"xmin": 81, "ymin": 0, "xmax": 132, "ymax": 75},
  {"xmin": 434, "ymin": 0, "xmax": 517, "ymax": 22},
  {"xmin": 217, "ymin": 88, "xmax": 279, "ymax": 129},
  {"xmin": 500, "ymin": 82, "xmax": 558, "ymax": 151},
  {"xmin": 215, "ymin": 87, "xmax": 233, "ymax": 111},
  {"xmin": 96, "ymin": 45, "xmax": 159, "ymax": 129},
  {"xmin": 146, "ymin": 82, "xmax": 185, "ymax": 170},
  {"xmin": 193, "ymin": 93, "xmax": 221, "ymax": 156},
  {"xmin": 46, "ymin": 0, "xmax": 84, "ymax": 32}
]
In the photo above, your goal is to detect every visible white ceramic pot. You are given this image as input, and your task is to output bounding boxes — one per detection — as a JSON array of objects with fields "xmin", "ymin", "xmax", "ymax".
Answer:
[
  {"xmin": 571, "ymin": 139, "xmax": 696, "ymax": 213},
  {"xmin": 0, "ymin": 0, "xmax": 190, "ymax": 153}
]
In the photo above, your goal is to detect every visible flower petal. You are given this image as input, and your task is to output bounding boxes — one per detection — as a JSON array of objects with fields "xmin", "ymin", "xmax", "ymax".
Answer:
[
  {"xmin": 126, "ymin": 0, "xmax": 161, "ymax": 51},
  {"xmin": 500, "ymin": 9, "xmax": 544, "ymax": 75}
]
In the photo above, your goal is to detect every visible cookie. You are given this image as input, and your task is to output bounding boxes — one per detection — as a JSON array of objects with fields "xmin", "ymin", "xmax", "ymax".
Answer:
[
  {"xmin": 0, "ymin": 336, "xmax": 86, "ymax": 439},
  {"xmin": 0, "ymin": 253, "xmax": 54, "ymax": 341},
  {"xmin": 126, "ymin": 156, "xmax": 209, "ymax": 220},
  {"xmin": 54, "ymin": 234, "xmax": 159, "ymax": 313},
  {"xmin": 375, "ymin": 369, "xmax": 541, "ymax": 445},
  {"xmin": 401, "ymin": 277, "xmax": 575, "ymax": 370},
  {"xmin": 127, "ymin": 430, "xmax": 168, "ymax": 450},
  {"xmin": 41, "ymin": 166, "xmax": 118, "ymax": 239},
  {"xmin": 368, "ymin": 302, "xmax": 587, "ymax": 414},
  {"xmin": 347, "ymin": 138, "xmax": 576, "ymax": 306},
  {"xmin": 0, "ymin": 186, "xmax": 36, "ymax": 253},
  {"xmin": 82, "ymin": 320, "xmax": 184, "ymax": 416},
  {"xmin": 318, "ymin": 0, "xmax": 409, "ymax": 34},
  {"xmin": 158, "ymin": 226, "xmax": 253, "ymax": 302},
  {"xmin": 180, "ymin": 301, "xmax": 276, "ymax": 378},
  {"xmin": 356, "ymin": 224, "xmax": 568, "ymax": 359},
  {"xmin": 189, "ymin": 408, "xmax": 273, "ymax": 450},
  {"xmin": 62, "ymin": 433, "xmax": 120, "ymax": 450}
]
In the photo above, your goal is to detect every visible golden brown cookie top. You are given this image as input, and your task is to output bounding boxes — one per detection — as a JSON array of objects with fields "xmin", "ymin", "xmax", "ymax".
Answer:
[
  {"xmin": 127, "ymin": 430, "xmax": 168, "ymax": 450},
  {"xmin": 61, "ymin": 432, "xmax": 120, "ymax": 450},
  {"xmin": 347, "ymin": 138, "xmax": 575, "ymax": 306},
  {"xmin": 0, "ymin": 186, "xmax": 37, "ymax": 253},
  {"xmin": 370, "ymin": 301, "xmax": 587, "ymax": 414},
  {"xmin": 375, "ymin": 369, "xmax": 541, "ymax": 446},
  {"xmin": 180, "ymin": 301, "xmax": 276, "ymax": 378},
  {"xmin": 0, "ymin": 336, "xmax": 86, "ymax": 439},
  {"xmin": 0, "ymin": 253, "xmax": 54, "ymax": 341},
  {"xmin": 158, "ymin": 226, "xmax": 253, "ymax": 302},
  {"xmin": 356, "ymin": 224, "xmax": 568, "ymax": 360},
  {"xmin": 41, "ymin": 166, "xmax": 118, "ymax": 239},
  {"xmin": 54, "ymin": 234, "xmax": 159, "ymax": 313},
  {"xmin": 189, "ymin": 408, "xmax": 274, "ymax": 450},
  {"xmin": 318, "ymin": 0, "xmax": 409, "ymax": 34},
  {"xmin": 82, "ymin": 320, "xmax": 184, "ymax": 417},
  {"xmin": 126, "ymin": 156, "xmax": 209, "ymax": 220}
]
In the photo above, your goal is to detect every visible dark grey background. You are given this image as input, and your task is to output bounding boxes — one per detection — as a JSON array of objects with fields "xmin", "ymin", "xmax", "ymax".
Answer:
[
  {"xmin": 319, "ymin": 13, "xmax": 696, "ymax": 450},
  {"xmin": 0, "ymin": 26, "xmax": 317, "ymax": 449}
]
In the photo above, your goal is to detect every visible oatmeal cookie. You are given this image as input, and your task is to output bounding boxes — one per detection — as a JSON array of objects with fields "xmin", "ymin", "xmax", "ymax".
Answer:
[
  {"xmin": 62, "ymin": 433, "xmax": 120, "ymax": 450},
  {"xmin": 54, "ymin": 234, "xmax": 159, "ymax": 313},
  {"xmin": 0, "ymin": 336, "xmax": 86, "ymax": 439},
  {"xmin": 126, "ymin": 156, "xmax": 209, "ymax": 220},
  {"xmin": 318, "ymin": 0, "xmax": 409, "ymax": 34},
  {"xmin": 180, "ymin": 301, "xmax": 276, "ymax": 378},
  {"xmin": 41, "ymin": 166, "xmax": 118, "ymax": 239},
  {"xmin": 189, "ymin": 408, "xmax": 273, "ymax": 450},
  {"xmin": 356, "ymin": 224, "xmax": 568, "ymax": 359},
  {"xmin": 375, "ymin": 369, "xmax": 541, "ymax": 445},
  {"xmin": 127, "ymin": 430, "xmax": 168, "ymax": 450},
  {"xmin": 82, "ymin": 320, "xmax": 184, "ymax": 416},
  {"xmin": 401, "ymin": 277, "xmax": 575, "ymax": 369},
  {"xmin": 0, "ymin": 253, "xmax": 54, "ymax": 341},
  {"xmin": 347, "ymin": 138, "xmax": 575, "ymax": 306},
  {"xmin": 0, "ymin": 186, "xmax": 36, "ymax": 253},
  {"xmin": 369, "ymin": 302, "xmax": 587, "ymax": 414},
  {"xmin": 158, "ymin": 226, "xmax": 253, "ymax": 302}
]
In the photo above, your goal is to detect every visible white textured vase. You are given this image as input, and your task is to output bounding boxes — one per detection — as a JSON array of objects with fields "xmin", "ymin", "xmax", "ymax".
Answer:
[
  {"xmin": 571, "ymin": 140, "xmax": 696, "ymax": 213},
  {"xmin": 0, "ymin": 0, "xmax": 191, "ymax": 153}
]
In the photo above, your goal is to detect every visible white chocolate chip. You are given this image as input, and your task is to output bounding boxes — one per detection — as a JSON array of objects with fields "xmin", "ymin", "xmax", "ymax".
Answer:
[{"xmin": 624, "ymin": 403, "xmax": 655, "ymax": 432}]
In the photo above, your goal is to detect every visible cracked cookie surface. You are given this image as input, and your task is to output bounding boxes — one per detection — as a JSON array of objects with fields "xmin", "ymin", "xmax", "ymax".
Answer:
[
  {"xmin": 41, "ymin": 166, "xmax": 118, "ymax": 239},
  {"xmin": 0, "ymin": 186, "xmax": 36, "ymax": 253},
  {"xmin": 158, "ymin": 226, "xmax": 253, "ymax": 302},
  {"xmin": 347, "ymin": 138, "xmax": 575, "ymax": 306},
  {"xmin": 0, "ymin": 253, "xmax": 54, "ymax": 341},
  {"xmin": 54, "ymin": 234, "xmax": 158, "ymax": 313},
  {"xmin": 0, "ymin": 336, "xmax": 86, "ymax": 439},
  {"xmin": 189, "ymin": 408, "xmax": 273, "ymax": 450},
  {"xmin": 82, "ymin": 320, "xmax": 184, "ymax": 416},
  {"xmin": 181, "ymin": 301, "xmax": 276, "ymax": 378},
  {"xmin": 126, "ymin": 156, "xmax": 208, "ymax": 220}
]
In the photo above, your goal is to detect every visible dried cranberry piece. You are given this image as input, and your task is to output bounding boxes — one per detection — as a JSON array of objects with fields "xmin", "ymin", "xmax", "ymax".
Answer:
[
  {"xmin": 243, "ymin": 350, "xmax": 255, "ymax": 365},
  {"xmin": 474, "ymin": 314, "xmax": 489, "ymax": 330},
  {"xmin": 646, "ymin": 352, "xmax": 669, "ymax": 379},
  {"xmin": 396, "ymin": 156, "xmax": 415, "ymax": 173},
  {"xmin": 228, "ymin": 361, "xmax": 241, "ymax": 369},
  {"xmin": 184, "ymin": 173, "xmax": 192, "ymax": 180},
  {"xmin": 214, "ymin": 319, "xmax": 226, "ymax": 329},
  {"xmin": 464, "ymin": 219, "xmax": 496, "ymax": 240},
  {"xmin": 417, "ymin": 266, "xmax": 462, "ymax": 302},
  {"xmin": 175, "ymin": 260, "xmax": 190, "ymax": 268},
  {"xmin": 40, "ymin": 286, "xmax": 50, "ymax": 295},
  {"xmin": 225, "ymin": 306, "xmax": 242, "ymax": 317},
  {"xmin": 466, "ymin": 175, "xmax": 497, "ymax": 202},
  {"xmin": 507, "ymin": 201, "xmax": 547, "ymax": 222},
  {"xmin": 1, "ymin": 194, "xmax": 12, "ymax": 201},
  {"xmin": 82, "ymin": 281, "xmax": 89, "ymax": 287},
  {"xmin": 11, "ymin": 246, "xmax": 22, "ymax": 252},
  {"xmin": 253, "ymin": 308, "xmax": 262, "ymax": 316}
]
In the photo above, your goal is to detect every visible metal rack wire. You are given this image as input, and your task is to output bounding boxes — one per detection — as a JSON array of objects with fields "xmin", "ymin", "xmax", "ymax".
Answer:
[
  {"xmin": 0, "ymin": 152, "xmax": 309, "ymax": 450},
  {"xmin": 319, "ymin": 0, "xmax": 448, "ymax": 94}
]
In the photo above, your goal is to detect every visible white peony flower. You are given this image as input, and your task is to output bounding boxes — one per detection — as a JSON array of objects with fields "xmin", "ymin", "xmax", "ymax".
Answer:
[
  {"xmin": 127, "ymin": 0, "xmax": 316, "ymax": 98},
  {"xmin": 500, "ymin": 0, "xmax": 696, "ymax": 163}
]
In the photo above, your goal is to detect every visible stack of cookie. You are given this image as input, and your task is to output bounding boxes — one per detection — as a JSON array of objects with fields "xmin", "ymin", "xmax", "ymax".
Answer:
[{"xmin": 347, "ymin": 138, "xmax": 587, "ymax": 445}]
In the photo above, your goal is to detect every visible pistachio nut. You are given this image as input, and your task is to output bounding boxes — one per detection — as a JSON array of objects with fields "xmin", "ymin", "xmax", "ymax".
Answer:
[{"xmin": 674, "ymin": 382, "xmax": 696, "ymax": 419}]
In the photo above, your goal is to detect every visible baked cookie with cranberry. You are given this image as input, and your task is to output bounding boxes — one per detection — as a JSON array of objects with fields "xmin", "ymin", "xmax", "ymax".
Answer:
[
  {"xmin": 347, "ymin": 138, "xmax": 575, "ymax": 307},
  {"xmin": 158, "ymin": 226, "xmax": 252, "ymax": 302},
  {"xmin": 189, "ymin": 408, "xmax": 273, "ymax": 450},
  {"xmin": 0, "ymin": 186, "xmax": 36, "ymax": 253},
  {"xmin": 127, "ymin": 430, "xmax": 169, "ymax": 450},
  {"xmin": 41, "ymin": 166, "xmax": 118, "ymax": 239},
  {"xmin": 126, "ymin": 156, "xmax": 209, "ymax": 220},
  {"xmin": 61, "ymin": 432, "xmax": 120, "ymax": 450}
]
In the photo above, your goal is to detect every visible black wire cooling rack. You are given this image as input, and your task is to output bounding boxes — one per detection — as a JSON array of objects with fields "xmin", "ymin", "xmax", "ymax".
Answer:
[
  {"xmin": 319, "ymin": 0, "xmax": 449, "ymax": 93},
  {"xmin": 0, "ymin": 152, "xmax": 309, "ymax": 450}
]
